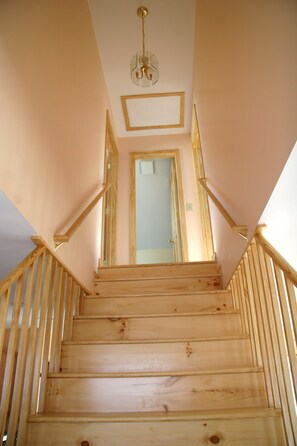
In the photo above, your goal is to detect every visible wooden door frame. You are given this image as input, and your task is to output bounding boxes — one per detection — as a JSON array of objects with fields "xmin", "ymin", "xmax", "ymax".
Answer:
[
  {"xmin": 192, "ymin": 105, "xmax": 215, "ymax": 261},
  {"xmin": 100, "ymin": 111, "xmax": 118, "ymax": 266},
  {"xmin": 129, "ymin": 149, "xmax": 188, "ymax": 264}
]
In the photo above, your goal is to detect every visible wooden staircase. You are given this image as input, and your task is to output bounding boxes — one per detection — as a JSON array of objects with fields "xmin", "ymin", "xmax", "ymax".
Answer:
[{"xmin": 26, "ymin": 261, "xmax": 286, "ymax": 445}]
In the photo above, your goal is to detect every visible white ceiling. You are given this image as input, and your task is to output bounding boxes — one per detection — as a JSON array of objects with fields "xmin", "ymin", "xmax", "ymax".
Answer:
[{"xmin": 88, "ymin": 0, "xmax": 196, "ymax": 137}]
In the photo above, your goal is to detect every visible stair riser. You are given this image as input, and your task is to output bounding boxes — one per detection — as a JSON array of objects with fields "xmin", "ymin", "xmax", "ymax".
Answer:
[
  {"xmin": 97, "ymin": 262, "xmax": 221, "ymax": 280},
  {"xmin": 44, "ymin": 372, "xmax": 268, "ymax": 413},
  {"xmin": 72, "ymin": 313, "xmax": 242, "ymax": 342},
  {"xmin": 61, "ymin": 338, "xmax": 253, "ymax": 373},
  {"xmin": 81, "ymin": 292, "xmax": 232, "ymax": 316},
  {"xmin": 93, "ymin": 276, "xmax": 222, "ymax": 296},
  {"xmin": 26, "ymin": 416, "xmax": 286, "ymax": 446}
]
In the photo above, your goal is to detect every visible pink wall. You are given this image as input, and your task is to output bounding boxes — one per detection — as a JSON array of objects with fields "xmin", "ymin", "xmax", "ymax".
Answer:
[
  {"xmin": 193, "ymin": 0, "xmax": 297, "ymax": 284},
  {"xmin": 0, "ymin": 0, "xmax": 111, "ymax": 288},
  {"xmin": 117, "ymin": 134, "xmax": 203, "ymax": 264}
]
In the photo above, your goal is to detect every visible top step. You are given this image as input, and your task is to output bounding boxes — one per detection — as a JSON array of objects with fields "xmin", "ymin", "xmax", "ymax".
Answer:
[{"xmin": 97, "ymin": 261, "xmax": 221, "ymax": 281}]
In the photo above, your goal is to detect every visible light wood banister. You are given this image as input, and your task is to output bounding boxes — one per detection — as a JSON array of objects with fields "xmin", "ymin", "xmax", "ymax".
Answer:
[
  {"xmin": 53, "ymin": 182, "xmax": 111, "ymax": 249},
  {"xmin": 229, "ymin": 232, "xmax": 297, "ymax": 443},
  {"xmin": 255, "ymin": 230, "xmax": 297, "ymax": 287},
  {"xmin": 0, "ymin": 237, "xmax": 91, "ymax": 444},
  {"xmin": 198, "ymin": 178, "xmax": 248, "ymax": 239}
]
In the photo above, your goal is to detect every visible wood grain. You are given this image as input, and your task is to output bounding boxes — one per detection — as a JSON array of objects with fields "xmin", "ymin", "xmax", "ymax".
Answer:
[
  {"xmin": 26, "ymin": 411, "xmax": 286, "ymax": 446},
  {"xmin": 93, "ymin": 275, "xmax": 223, "ymax": 296},
  {"xmin": 44, "ymin": 369, "xmax": 268, "ymax": 413},
  {"xmin": 60, "ymin": 337, "xmax": 253, "ymax": 373},
  {"xmin": 82, "ymin": 291, "xmax": 232, "ymax": 316},
  {"xmin": 97, "ymin": 261, "xmax": 220, "ymax": 280},
  {"xmin": 72, "ymin": 312, "xmax": 242, "ymax": 342}
]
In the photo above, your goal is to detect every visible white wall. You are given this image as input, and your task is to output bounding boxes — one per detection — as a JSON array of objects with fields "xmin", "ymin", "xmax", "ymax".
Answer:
[
  {"xmin": 193, "ymin": 0, "xmax": 297, "ymax": 284},
  {"xmin": 260, "ymin": 142, "xmax": 297, "ymax": 270},
  {"xmin": 0, "ymin": 0, "xmax": 111, "ymax": 288}
]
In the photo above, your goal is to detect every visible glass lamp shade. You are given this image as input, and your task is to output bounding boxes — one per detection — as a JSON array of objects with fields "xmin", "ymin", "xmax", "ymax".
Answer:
[{"xmin": 130, "ymin": 51, "xmax": 159, "ymax": 87}]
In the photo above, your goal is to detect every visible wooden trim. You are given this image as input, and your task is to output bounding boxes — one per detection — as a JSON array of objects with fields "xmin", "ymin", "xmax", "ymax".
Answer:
[
  {"xmin": 129, "ymin": 149, "xmax": 188, "ymax": 264},
  {"xmin": 100, "ymin": 111, "xmax": 118, "ymax": 266},
  {"xmin": 198, "ymin": 178, "xmax": 248, "ymax": 239},
  {"xmin": 192, "ymin": 105, "xmax": 215, "ymax": 260},
  {"xmin": 53, "ymin": 182, "xmax": 111, "ymax": 249},
  {"xmin": 121, "ymin": 92, "xmax": 185, "ymax": 131}
]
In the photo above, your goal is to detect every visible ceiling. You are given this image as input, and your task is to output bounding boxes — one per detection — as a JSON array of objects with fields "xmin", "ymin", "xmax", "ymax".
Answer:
[{"xmin": 88, "ymin": 0, "xmax": 196, "ymax": 138}]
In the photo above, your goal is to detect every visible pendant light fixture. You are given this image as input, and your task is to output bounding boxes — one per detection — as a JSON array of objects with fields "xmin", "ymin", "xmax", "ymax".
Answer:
[{"xmin": 130, "ymin": 6, "xmax": 159, "ymax": 87}]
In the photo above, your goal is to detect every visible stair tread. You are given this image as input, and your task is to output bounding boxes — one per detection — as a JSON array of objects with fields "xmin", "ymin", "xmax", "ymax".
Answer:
[
  {"xmin": 99, "ymin": 261, "xmax": 219, "ymax": 269},
  {"xmin": 94, "ymin": 273, "xmax": 222, "ymax": 283},
  {"xmin": 85, "ymin": 289, "xmax": 231, "ymax": 298},
  {"xmin": 62, "ymin": 334, "xmax": 250, "ymax": 346},
  {"xmin": 74, "ymin": 310, "xmax": 239, "ymax": 320},
  {"xmin": 29, "ymin": 407, "xmax": 282, "ymax": 423},
  {"xmin": 48, "ymin": 366, "xmax": 263, "ymax": 379}
]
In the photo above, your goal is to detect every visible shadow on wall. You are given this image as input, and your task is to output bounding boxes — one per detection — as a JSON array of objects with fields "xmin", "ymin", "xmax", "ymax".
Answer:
[{"xmin": 0, "ymin": 191, "xmax": 36, "ymax": 281}]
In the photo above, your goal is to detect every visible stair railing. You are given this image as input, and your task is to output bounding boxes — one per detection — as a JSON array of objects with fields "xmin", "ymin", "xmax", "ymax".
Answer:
[
  {"xmin": 53, "ymin": 182, "xmax": 111, "ymax": 249},
  {"xmin": 229, "ymin": 230, "xmax": 297, "ymax": 445},
  {"xmin": 0, "ymin": 237, "xmax": 90, "ymax": 446},
  {"xmin": 198, "ymin": 178, "xmax": 248, "ymax": 239}
]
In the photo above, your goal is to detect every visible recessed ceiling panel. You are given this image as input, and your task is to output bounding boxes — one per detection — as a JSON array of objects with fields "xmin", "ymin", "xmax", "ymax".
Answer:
[{"xmin": 121, "ymin": 92, "xmax": 185, "ymax": 131}]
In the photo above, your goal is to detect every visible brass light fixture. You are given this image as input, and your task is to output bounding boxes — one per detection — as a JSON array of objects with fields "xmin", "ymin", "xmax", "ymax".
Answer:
[{"xmin": 130, "ymin": 6, "xmax": 159, "ymax": 87}]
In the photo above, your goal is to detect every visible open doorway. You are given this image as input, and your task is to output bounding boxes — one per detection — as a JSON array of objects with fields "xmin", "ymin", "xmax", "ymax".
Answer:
[{"xmin": 130, "ymin": 149, "xmax": 188, "ymax": 264}]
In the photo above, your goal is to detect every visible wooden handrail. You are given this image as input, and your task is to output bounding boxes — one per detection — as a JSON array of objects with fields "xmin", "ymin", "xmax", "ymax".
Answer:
[
  {"xmin": 198, "ymin": 178, "xmax": 248, "ymax": 239},
  {"xmin": 229, "ymin": 234, "xmax": 297, "ymax": 442},
  {"xmin": 0, "ymin": 235, "xmax": 91, "ymax": 444},
  {"xmin": 255, "ymin": 230, "xmax": 297, "ymax": 287},
  {"xmin": 32, "ymin": 236, "xmax": 91, "ymax": 294},
  {"xmin": 53, "ymin": 182, "xmax": 111, "ymax": 249}
]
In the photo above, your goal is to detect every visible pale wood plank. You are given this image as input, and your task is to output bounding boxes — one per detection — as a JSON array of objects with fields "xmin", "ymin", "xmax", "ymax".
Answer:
[
  {"xmin": 72, "ymin": 312, "xmax": 242, "ymax": 342},
  {"xmin": 97, "ymin": 261, "xmax": 220, "ymax": 280},
  {"xmin": 6, "ymin": 261, "xmax": 37, "ymax": 446},
  {"xmin": 82, "ymin": 291, "xmax": 232, "ymax": 316},
  {"xmin": 243, "ymin": 254, "xmax": 263, "ymax": 367},
  {"xmin": 263, "ymin": 251, "xmax": 296, "ymax": 445},
  {"xmin": 60, "ymin": 337, "xmax": 253, "ymax": 374},
  {"xmin": 44, "ymin": 370, "xmax": 268, "ymax": 413},
  {"xmin": 26, "ymin": 413, "xmax": 286, "ymax": 446},
  {"xmin": 18, "ymin": 253, "xmax": 46, "ymax": 444},
  {"xmin": 274, "ymin": 265, "xmax": 297, "ymax": 405},
  {"xmin": 53, "ymin": 272, "xmax": 67, "ymax": 373},
  {"xmin": 0, "ymin": 289, "xmax": 11, "ymax": 373},
  {"xmin": 30, "ymin": 255, "xmax": 53, "ymax": 414},
  {"xmin": 93, "ymin": 275, "xmax": 223, "ymax": 296},
  {"xmin": 249, "ymin": 243, "xmax": 275, "ymax": 407},
  {"xmin": 38, "ymin": 260, "xmax": 58, "ymax": 412},
  {"xmin": 256, "ymin": 244, "xmax": 281, "ymax": 408},
  {"xmin": 63, "ymin": 277, "xmax": 73, "ymax": 341},
  {"xmin": 49, "ymin": 268, "xmax": 64, "ymax": 374},
  {"xmin": 192, "ymin": 104, "xmax": 215, "ymax": 261},
  {"xmin": 0, "ymin": 278, "xmax": 23, "ymax": 442},
  {"xmin": 255, "ymin": 231, "xmax": 297, "ymax": 287}
]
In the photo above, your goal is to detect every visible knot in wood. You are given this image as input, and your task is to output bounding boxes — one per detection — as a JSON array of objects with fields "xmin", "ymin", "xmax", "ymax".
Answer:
[
  {"xmin": 209, "ymin": 434, "xmax": 221, "ymax": 444},
  {"xmin": 81, "ymin": 441, "xmax": 90, "ymax": 446}
]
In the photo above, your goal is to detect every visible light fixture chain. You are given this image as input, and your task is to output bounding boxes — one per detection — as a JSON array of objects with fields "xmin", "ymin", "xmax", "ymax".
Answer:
[{"xmin": 142, "ymin": 14, "xmax": 146, "ymax": 57}]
